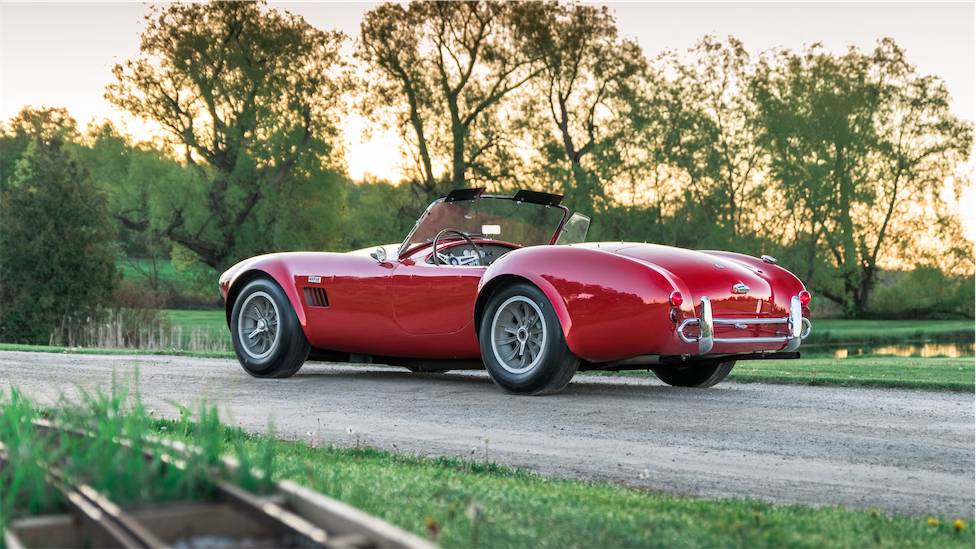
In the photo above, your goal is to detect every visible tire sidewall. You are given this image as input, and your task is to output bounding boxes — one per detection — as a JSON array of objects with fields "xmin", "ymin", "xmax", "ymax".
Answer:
[
  {"xmin": 231, "ymin": 278, "xmax": 303, "ymax": 377},
  {"xmin": 479, "ymin": 283, "xmax": 573, "ymax": 394}
]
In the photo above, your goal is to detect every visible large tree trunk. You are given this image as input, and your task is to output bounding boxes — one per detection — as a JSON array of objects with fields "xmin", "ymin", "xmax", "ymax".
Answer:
[
  {"xmin": 835, "ymin": 145, "xmax": 860, "ymax": 317},
  {"xmin": 451, "ymin": 119, "xmax": 467, "ymax": 187}
]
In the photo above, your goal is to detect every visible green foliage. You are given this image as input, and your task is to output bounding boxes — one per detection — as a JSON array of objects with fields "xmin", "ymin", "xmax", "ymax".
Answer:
[
  {"xmin": 338, "ymin": 180, "xmax": 422, "ymax": 251},
  {"xmin": 0, "ymin": 137, "xmax": 118, "ymax": 344},
  {"xmin": 869, "ymin": 266, "xmax": 975, "ymax": 319},
  {"xmin": 106, "ymin": 1, "xmax": 349, "ymax": 269},
  {"xmin": 80, "ymin": 121, "xmax": 195, "ymax": 273},
  {"xmin": 359, "ymin": 1, "xmax": 541, "ymax": 196},
  {"xmin": 752, "ymin": 39, "xmax": 974, "ymax": 317},
  {"xmin": 0, "ymin": 107, "xmax": 79, "ymax": 193},
  {"xmin": 520, "ymin": 3, "xmax": 645, "ymax": 219}
]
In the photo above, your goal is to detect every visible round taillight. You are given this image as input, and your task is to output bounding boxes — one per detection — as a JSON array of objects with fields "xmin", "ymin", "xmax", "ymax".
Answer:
[
  {"xmin": 799, "ymin": 290, "xmax": 811, "ymax": 306},
  {"xmin": 669, "ymin": 291, "xmax": 683, "ymax": 307}
]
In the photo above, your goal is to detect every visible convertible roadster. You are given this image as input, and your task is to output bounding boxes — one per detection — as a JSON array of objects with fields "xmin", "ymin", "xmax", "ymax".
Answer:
[{"xmin": 219, "ymin": 188, "xmax": 811, "ymax": 395}]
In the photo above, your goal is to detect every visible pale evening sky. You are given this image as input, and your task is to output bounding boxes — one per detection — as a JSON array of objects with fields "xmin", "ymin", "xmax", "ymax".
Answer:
[{"xmin": 1, "ymin": 1, "xmax": 973, "ymax": 232}]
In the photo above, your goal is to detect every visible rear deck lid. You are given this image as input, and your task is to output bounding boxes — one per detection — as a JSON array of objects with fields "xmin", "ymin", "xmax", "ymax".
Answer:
[{"xmin": 613, "ymin": 244, "xmax": 773, "ymax": 316}]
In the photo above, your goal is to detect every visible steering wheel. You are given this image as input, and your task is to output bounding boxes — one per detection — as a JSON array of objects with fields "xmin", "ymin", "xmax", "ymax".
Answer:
[{"xmin": 432, "ymin": 228, "xmax": 483, "ymax": 267}]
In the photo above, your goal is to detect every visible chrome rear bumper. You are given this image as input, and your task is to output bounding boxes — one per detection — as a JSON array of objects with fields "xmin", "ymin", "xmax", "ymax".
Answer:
[{"xmin": 677, "ymin": 295, "xmax": 811, "ymax": 354}]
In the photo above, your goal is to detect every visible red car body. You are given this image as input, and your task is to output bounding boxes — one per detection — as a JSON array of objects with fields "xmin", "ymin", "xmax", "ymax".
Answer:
[{"xmin": 219, "ymin": 190, "xmax": 811, "ymax": 380}]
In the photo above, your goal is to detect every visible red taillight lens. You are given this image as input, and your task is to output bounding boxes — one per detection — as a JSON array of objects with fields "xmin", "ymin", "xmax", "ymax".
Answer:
[
  {"xmin": 669, "ymin": 291, "xmax": 683, "ymax": 307},
  {"xmin": 799, "ymin": 290, "xmax": 811, "ymax": 306}
]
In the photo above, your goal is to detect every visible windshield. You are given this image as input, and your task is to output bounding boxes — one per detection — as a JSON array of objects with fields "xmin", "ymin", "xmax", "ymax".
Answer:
[{"xmin": 399, "ymin": 196, "xmax": 568, "ymax": 257}]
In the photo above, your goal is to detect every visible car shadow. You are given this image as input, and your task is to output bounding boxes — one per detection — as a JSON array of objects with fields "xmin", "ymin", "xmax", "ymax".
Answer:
[{"xmin": 282, "ymin": 364, "xmax": 731, "ymax": 400}]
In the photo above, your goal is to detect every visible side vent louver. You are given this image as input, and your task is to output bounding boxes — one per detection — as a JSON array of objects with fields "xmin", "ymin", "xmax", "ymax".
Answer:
[{"xmin": 304, "ymin": 287, "xmax": 329, "ymax": 308}]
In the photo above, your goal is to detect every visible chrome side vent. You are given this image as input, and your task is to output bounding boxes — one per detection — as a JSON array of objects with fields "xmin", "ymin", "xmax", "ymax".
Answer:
[{"xmin": 304, "ymin": 287, "xmax": 329, "ymax": 308}]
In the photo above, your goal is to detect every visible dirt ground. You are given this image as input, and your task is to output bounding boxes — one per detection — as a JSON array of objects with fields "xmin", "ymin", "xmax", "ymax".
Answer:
[{"xmin": 1, "ymin": 350, "xmax": 972, "ymax": 518}]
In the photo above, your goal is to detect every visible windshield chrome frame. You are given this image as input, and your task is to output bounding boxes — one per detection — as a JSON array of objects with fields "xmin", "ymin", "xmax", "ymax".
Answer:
[{"xmin": 397, "ymin": 194, "xmax": 570, "ymax": 260}]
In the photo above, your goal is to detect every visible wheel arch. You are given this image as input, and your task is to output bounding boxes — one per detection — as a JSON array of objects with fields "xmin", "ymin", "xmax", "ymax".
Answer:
[
  {"xmin": 224, "ymin": 266, "xmax": 307, "ymax": 330},
  {"xmin": 475, "ymin": 273, "xmax": 573, "ymax": 343}
]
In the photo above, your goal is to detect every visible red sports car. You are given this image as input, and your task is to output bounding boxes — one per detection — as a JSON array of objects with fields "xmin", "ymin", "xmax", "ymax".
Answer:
[{"xmin": 219, "ymin": 188, "xmax": 811, "ymax": 395}]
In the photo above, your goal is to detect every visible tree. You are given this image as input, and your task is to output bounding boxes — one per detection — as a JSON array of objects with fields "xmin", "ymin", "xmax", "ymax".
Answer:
[
  {"xmin": 81, "ymin": 121, "xmax": 195, "ymax": 292},
  {"xmin": 0, "ymin": 137, "xmax": 117, "ymax": 344},
  {"xmin": 520, "ymin": 3, "xmax": 644, "ymax": 218},
  {"xmin": 107, "ymin": 1, "xmax": 348, "ymax": 269},
  {"xmin": 668, "ymin": 36, "xmax": 766, "ymax": 245},
  {"xmin": 359, "ymin": 1, "xmax": 541, "ymax": 199},
  {"xmin": 753, "ymin": 39, "xmax": 973, "ymax": 316},
  {"xmin": 0, "ymin": 106, "xmax": 78, "ymax": 192}
]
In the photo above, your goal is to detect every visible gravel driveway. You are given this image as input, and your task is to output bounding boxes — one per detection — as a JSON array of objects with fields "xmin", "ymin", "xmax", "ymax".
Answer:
[{"xmin": 1, "ymin": 350, "xmax": 972, "ymax": 518}]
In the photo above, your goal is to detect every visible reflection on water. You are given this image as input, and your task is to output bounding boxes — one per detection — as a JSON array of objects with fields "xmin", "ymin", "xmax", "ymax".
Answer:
[{"xmin": 814, "ymin": 343, "xmax": 975, "ymax": 359}]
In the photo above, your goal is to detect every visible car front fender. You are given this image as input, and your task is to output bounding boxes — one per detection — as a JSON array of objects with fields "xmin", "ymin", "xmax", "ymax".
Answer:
[{"xmin": 221, "ymin": 253, "xmax": 312, "ymax": 329}]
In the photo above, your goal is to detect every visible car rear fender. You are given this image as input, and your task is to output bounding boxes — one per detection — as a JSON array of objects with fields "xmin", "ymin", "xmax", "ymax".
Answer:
[{"xmin": 477, "ymin": 246, "xmax": 690, "ymax": 361}]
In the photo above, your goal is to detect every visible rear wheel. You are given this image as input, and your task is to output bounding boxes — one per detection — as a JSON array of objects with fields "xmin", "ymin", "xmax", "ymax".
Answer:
[
  {"xmin": 231, "ymin": 277, "xmax": 310, "ymax": 378},
  {"xmin": 479, "ymin": 283, "xmax": 579, "ymax": 395},
  {"xmin": 653, "ymin": 361, "xmax": 735, "ymax": 388}
]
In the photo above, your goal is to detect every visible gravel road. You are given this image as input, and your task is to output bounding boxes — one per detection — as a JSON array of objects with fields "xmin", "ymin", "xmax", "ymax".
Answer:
[{"xmin": 1, "ymin": 350, "xmax": 972, "ymax": 518}]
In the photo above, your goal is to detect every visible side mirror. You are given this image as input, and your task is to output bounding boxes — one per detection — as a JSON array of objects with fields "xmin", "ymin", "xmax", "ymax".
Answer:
[{"xmin": 372, "ymin": 247, "xmax": 388, "ymax": 263}]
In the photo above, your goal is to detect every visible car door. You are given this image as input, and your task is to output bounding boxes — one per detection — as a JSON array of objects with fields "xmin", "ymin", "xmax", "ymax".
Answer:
[{"xmin": 392, "ymin": 258, "xmax": 485, "ymax": 335}]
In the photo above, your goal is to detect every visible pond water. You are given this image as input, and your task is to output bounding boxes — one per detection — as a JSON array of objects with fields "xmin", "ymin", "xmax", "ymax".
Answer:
[{"xmin": 803, "ymin": 342, "xmax": 975, "ymax": 359}]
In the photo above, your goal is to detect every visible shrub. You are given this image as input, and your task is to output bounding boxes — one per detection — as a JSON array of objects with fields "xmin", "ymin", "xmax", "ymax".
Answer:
[
  {"xmin": 0, "ymin": 137, "xmax": 118, "ymax": 344},
  {"xmin": 868, "ymin": 265, "xmax": 975, "ymax": 319}
]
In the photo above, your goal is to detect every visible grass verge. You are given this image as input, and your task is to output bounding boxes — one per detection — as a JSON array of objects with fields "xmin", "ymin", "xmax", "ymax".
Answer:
[
  {"xmin": 0, "ymin": 343, "xmax": 233, "ymax": 359},
  {"xmin": 152, "ymin": 417, "xmax": 974, "ymax": 549},
  {"xmin": 728, "ymin": 355, "xmax": 974, "ymax": 391},
  {"xmin": 807, "ymin": 319, "xmax": 974, "ymax": 345},
  {"xmin": 163, "ymin": 308, "xmax": 227, "ymax": 333},
  {"xmin": 590, "ymin": 356, "xmax": 975, "ymax": 392}
]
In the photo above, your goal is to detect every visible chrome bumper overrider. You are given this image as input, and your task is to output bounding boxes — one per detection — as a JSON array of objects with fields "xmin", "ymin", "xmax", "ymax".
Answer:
[{"xmin": 677, "ymin": 296, "xmax": 812, "ymax": 354}]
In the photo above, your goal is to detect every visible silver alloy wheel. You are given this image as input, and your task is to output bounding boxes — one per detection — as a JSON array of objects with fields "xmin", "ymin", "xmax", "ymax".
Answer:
[
  {"xmin": 237, "ymin": 291, "xmax": 281, "ymax": 359},
  {"xmin": 490, "ymin": 296, "xmax": 547, "ymax": 374}
]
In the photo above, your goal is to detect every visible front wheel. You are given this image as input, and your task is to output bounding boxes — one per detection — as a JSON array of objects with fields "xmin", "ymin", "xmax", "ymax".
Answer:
[
  {"xmin": 653, "ymin": 361, "xmax": 735, "ymax": 388},
  {"xmin": 230, "ymin": 277, "xmax": 310, "ymax": 378},
  {"xmin": 479, "ymin": 283, "xmax": 579, "ymax": 395}
]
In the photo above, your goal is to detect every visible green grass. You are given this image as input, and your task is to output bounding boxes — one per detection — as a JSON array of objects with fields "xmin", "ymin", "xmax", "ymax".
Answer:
[
  {"xmin": 0, "ymin": 343, "xmax": 234, "ymax": 359},
  {"xmin": 119, "ymin": 258, "xmax": 183, "ymax": 285},
  {"xmin": 0, "ymin": 383, "xmax": 275, "ymax": 540},
  {"xmin": 807, "ymin": 319, "xmax": 974, "ymax": 345},
  {"xmin": 163, "ymin": 309, "xmax": 226, "ymax": 331},
  {"xmin": 727, "ymin": 355, "xmax": 974, "ymax": 391},
  {"xmin": 150, "ymin": 418, "xmax": 975, "ymax": 549},
  {"xmin": 593, "ymin": 356, "xmax": 975, "ymax": 392}
]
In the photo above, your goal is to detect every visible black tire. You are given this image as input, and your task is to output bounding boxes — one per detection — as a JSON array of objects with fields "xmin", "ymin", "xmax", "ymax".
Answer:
[
  {"xmin": 230, "ymin": 277, "xmax": 310, "ymax": 378},
  {"xmin": 653, "ymin": 361, "xmax": 735, "ymax": 388},
  {"xmin": 479, "ymin": 283, "xmax": 579, "ymax": 395}
]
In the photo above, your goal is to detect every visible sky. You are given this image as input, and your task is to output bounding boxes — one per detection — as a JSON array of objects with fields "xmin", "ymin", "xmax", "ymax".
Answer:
[{"xmin": 1, "ymin": 1, "xmax": 974, "ymax": 232}]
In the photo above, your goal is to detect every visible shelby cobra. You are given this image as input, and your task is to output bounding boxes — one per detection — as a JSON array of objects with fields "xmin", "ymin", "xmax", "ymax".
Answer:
[{"xmin": 219, "ymin": 188, "xmax": 811, "ymax": 395}]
